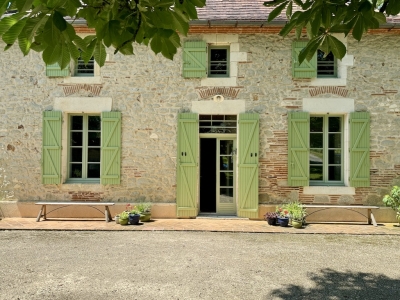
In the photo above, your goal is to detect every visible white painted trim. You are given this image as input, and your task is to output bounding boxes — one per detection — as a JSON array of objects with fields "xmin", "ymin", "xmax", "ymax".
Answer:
[
  {"xmin": 191, "ymin": 100, "xmax": 245, "ymax": 114},
  {"xmin": 303, "ymin": 98, "xmax": 354, "ymax": 114},
  {"xmin": 54, "ymin": 97, "xmax": 112, "ymax": 113},
  {"xmin": 303, "ymin": 186, "xmax": 355, "ymax": 195}
]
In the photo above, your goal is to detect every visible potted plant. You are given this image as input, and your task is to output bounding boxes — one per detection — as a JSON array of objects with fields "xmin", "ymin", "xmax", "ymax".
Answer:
[
  {"xmin": 119, "ymin": 211, "xmax": 129, "ymax": 226},
  {"xmin": 276, "ymin": 205, "xmax": 290, "ymax": 227},
  {"xmin": 383, "ymin": 186, "xmax": 400, "ymax": 225},
  {"xmin": 264, "ymin": 211, "xmax": 278, "ymax": 226},
  {"xmin": 287, "ymin": 201, "xmax": 307, "ymax": 228},
  {"xmin": 137, "ymin": 202, "xmax": 152, "ymax": 222},
  {"xmin": 129, "ymin": 207, "xmax": 141, "ymax": 225}
]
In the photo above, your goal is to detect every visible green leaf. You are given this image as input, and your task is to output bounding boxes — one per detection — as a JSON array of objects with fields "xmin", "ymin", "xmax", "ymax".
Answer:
[
  {"xmin": 189, "ymin": 0, "xmax": 206, "ymax": 7},
  {"xmin": 64, "ymin": 0, "xmax": 81, "ymax": 16},
  {"xmin": 67, "ymin": 41, "xmax": 80, "ymax": 60},
  {"xmin": 352, "ymin": 16, "xmax": 364, "ymax": 41},
  {"xmin": 82, "ymin": 38, "xmax": 96, "ymax": 63},
  {"xmin": 299, "ymin": 36, "xmax": 323, "ymax": 64},
  {"xmin": 268, "ymin": 2, "xmax": 288, "ymax": 22},
  {"xmin": 73, "ymin": 36, "xmax": 87, "ymax": 52},
  {"xmin": 18, "ymin": 33, "xmax": 31, "ymax": 55},
  {"xmin": 103, "ymin": 20, "xmax": 120, "ymax": 47},
  {"xmin": 386, "ymin": 0, "xmax": 400, "ymax": 15},
  {"xmin": 16, "ymin": 0, "xmax": 34, "ymax": 11},
  {"xmin": 94, "ymin": 40, "xmax": 106, "ymax": 67},
  {"xmin": 150, "ymin": 34, "xmax": 162, "ymax": 54},
  {"xmin": 43, "ymin": 14, "xmax": 61, "ymax": 45},
  {"xmin": 286, "ymin": 1, "xmax": 292, "ymax": 18},
  {"xmin": 279, "ymin": 19, "xmax": 297, "ymax": 36},
  {"xmin": 373, "ymin": 12, "xmax": 386, "ymax": 24},
  {"xmin": 325, "ymin": 34, "xmax": 346, "ymax": 59},
  {"xmin": 169, "ymin": 31, "xmax": 180, "ymax": 48},
  {"xmin": 2, "ymin": 18, "xmax": 27, "ymax": 45},
  {"xmin": 53, "ymin": 10, "xmax": 67, "ymax": 31},
  {"xmin": 119, "ymin": 42, "xmax": 134, "ymax": 55},
  {"xmin": 171, "ymin": 11, "xmax": 189, "ymax": 35},
  {"xmin": 57, "ymin": 42, "xmax": 70, "ymax": 70},
  {"xmin": 42, "ymin": 43, "xmax": 61, "ymax": 65}
]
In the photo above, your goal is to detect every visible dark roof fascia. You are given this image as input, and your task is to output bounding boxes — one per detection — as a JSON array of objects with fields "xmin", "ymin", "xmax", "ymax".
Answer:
[{"xmin": 190, "ymin": 20, "xmax": 287, "ymax": 27}]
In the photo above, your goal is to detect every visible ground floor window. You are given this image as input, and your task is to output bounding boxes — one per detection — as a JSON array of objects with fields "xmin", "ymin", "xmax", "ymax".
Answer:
[
  {"xmin": 68, "ymin": 114, "xmax": 101, "ymax": 181},
  {"xmin": 310, "ymin": 115, "xmax": 343, "ymax": 185}
]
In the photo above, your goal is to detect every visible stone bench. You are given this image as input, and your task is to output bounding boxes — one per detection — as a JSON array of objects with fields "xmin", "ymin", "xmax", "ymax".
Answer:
[
  {"xmin": 35, "ymin": 202, "xmax": 115, "ymax": 222},
  {"xmin": 303, "ymin": 205, "xmax": 380, "ymax": 227}
]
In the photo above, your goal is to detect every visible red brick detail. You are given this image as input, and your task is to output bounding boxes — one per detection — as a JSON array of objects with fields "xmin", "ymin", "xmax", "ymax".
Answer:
[
  {"xmin": 70, "ymin": 192, "xmax": 103, "ymax": 201},
  {"xmin": 122, "ymin": 166, "xmax": 145, "ymax": 178},
  {"xmin": 195, "ymin": 86, "xmax": 243, "ymax": 99},
  {"xmin": 309, "ymin": 86, "xmax": 349, "ymax": 97},
  {"xmin": 59, "ymin": 84, "xmax": 103, "ymax": 96}
]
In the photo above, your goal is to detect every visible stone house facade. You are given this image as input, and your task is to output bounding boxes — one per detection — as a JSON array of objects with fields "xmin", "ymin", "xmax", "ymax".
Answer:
[{"xmin": 1, "ymin": 1, "xmax": 400, "ymax": 221}]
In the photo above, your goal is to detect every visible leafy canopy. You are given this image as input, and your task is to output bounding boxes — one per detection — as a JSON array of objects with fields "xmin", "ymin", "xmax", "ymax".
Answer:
[
  {"xmin": 264, "ymin": 0, "xmax": 397, "ymax": 63},
  {"xmin": 0, "ymin": 0, "xmax": 205, "ymax": 69}
]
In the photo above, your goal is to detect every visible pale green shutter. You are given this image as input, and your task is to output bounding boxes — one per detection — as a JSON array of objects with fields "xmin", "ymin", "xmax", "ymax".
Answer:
[
  {"xmin": 46, "ymin": 63, "xmax": 70, "ymax": 77},
  {"xmin": 350, "ymin": 112, "xmax": 370, "ymax": 187},
  {"xmin": 238, "ymin": 113, "xmax": 259, "ymax": 219},
  {"xmin": 101, "ymin": 112, "xmax": 121, "ymax": 185},
  {"xmin": 42, "ymin": 111, "xmax": 62, "ymax": 184},
  {"xmin": 176, "ymin": 113, "xmax": 199, "ymax": 217},
  {"xmin": 288, "ymin": 112, "xmax": 309, "ymax": 186},
  {"xmin": 183, "ymin": 41, "xmax": 207, "ymax": 78},
  {"xmin": 292, "ymin": 41, "xmax": 317, "ymax": 78}
]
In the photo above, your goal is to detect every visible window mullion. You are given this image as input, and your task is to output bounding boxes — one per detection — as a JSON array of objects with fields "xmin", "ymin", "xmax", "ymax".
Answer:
[
  {"xmin": 82, "ymin": 114, "xmax": 88, "ymax": 179},
  {"xmin": 323, "ymin": 116, "xmax": 328, "ymax": 183}
]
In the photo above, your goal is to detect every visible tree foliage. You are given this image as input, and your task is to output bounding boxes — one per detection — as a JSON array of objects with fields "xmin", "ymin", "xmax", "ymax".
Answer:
[
  {"xmin": 264, "ymin": 0, "xmax": 398, "ymax": 63},
  {"xmin": 0, "ymin": 0, "xmax": 205, "ymax": 69}
]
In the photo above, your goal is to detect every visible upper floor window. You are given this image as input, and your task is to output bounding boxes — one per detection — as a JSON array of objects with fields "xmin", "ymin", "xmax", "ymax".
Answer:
[
  {"xmin": 75, "ymin": 56, "xmax": 95, "ymax": 77},
  {"xmin": 208, "ymin": 46, "xmax": 229, "ymax": 78},
  {"xmin": 317, "ymin": 50, "xmax": 337, "ymax": 78}
]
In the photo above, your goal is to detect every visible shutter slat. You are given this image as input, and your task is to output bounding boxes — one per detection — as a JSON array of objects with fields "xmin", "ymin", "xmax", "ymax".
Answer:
[
  {"xmin": 42, "ymin": 111, "xmax": 62, "ymax": 184},
  {"xmin": 176, "ymin": 113, "xmax": 199, "ymax": 217},
  {"xmin": 237, "ymin": 113, "xmax": 259, "ymax": 219},
  {"xmin": 350, "ymin": 112, "xmax": 370, "ymax": 187},
  {"xmin": 288, "ymin": 112, "xmax": 309, "ymax": 186},
  {"xmin": 292, "ymin": 41, "xmax": 317, "ymax": 78},
  {"xmin": 101, "ymin": 112, "xmax": 121, "ymax": 185},
  {"xmin": 183, "ymin": 41, "xmax": 207, "ymax": 78},
  {"xmin": 46, "ymin": 63, "xmax": 70, "ymax": 77}
]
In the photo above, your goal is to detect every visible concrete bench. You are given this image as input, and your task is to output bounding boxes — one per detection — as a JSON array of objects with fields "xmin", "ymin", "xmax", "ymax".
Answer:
[
  {"xmin": 35, "ymin": 202, "xmax": 115, "ymax": 222},
  {"xmin": 303, "ymin": 205, "xmax": 379, "ymax": 227}
]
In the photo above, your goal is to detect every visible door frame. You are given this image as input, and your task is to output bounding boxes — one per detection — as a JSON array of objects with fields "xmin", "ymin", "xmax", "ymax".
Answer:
[{"xmin": 199, "ymin": 133, "xmax": 237, "ymax": 215}]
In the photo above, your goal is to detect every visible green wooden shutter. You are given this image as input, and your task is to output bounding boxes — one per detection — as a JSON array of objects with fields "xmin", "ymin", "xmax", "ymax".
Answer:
[
  {"xmin": 288, "ymin": 112, "xmax": 309, "ymax": 186},
  {"xmin": 238, "ymin": 113, "xmax": 259, "ymax": 219},
  {"xmin": 46, "ymin": 63, "xmax": 70, "ymax": 77},
  {"xmin": 176, "ymin": 113, "xmax": 199, "ymax": 217},
  {"xmin": 292, "ymin": 41, "xmax": 317, "ymax": 78},
  {"xmin": 101, "ymin": 112, "xmax": 121, "ymax": 185},
  {"xmin": 42, "ymin": 111, "xmax": 62, "ymax": 184},
  {"xmin": 183, "ymin": 41, "xmax": 207, "ymax": 78},
  {"xmin": 350, "ymin": 112, "xmax": 370, "ymax": 187}
]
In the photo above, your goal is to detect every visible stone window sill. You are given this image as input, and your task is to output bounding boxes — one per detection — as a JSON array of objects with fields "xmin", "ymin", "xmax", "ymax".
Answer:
[{"xmin": 303, "ymin": 186, "xmax": 355, "ymax": 195}]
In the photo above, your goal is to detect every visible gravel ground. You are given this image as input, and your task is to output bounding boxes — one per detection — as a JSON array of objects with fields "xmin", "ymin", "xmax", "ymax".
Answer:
[{"xmin": 0, "ymin": 231, "xmax": 399, "ymax": 300}]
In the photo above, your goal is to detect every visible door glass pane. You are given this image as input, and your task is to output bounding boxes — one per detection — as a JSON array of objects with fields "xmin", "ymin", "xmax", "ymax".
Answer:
[
  {"xmin": 310, "ymin": 133, "xmax": 323, "ymax": 148},
  {"xmin": 88, "ymin": 132, "xmax": 101, "ymax": 146},
  {"xmin": 70, "ymin": 164, "xmax": 82, "ymax": 178},
  {"xmin": 328, "ymin": 166, "xmax": 341, "ymax": 180},
  {"xmin": 310, "ymin": 117, "xmax": 323, "ymax": 132},
  {"xmin": 71, "ymin": 148, "xmax": 82, "ymax": 162},
  {"xmin": 220, "ymin": 188, "xmax": 233, "ymax": 203},
  {"xmin": 88, "ymin": 116, "xmax": 101, "ymax": 130},
  {"xmin": 220, "ymin": 156, "xmax": 233, "ymax": 170},
  {"xmin": 88, "ymin": 148, "xmax": 101, "ymax": 162},
  {"xmin": 329, "ymin": 117, "xmax": 341, "ymax": 132},
  {"xmin": 71, "ymin": 116, "xmax": 83, "ymax": 130},
  {"xmin": 220, "ymin": 172, "xmax": 233, "ymax": 187},
  {"xmin": 71, "ymin": 132, "xmax": 82, "ymax": 146},
  {"xmin": 328, "ymin": 150, "xmax": 341, "ymax": 164},
  {"xmin": 310, "ymin": 166, "xmax": 323, "ymax": 180},
  {"xmin": 220, "ymin": 140, "xmax": 233, "ymax": 155},
  {"xmin": 329, "ymin": 133, "xmax": 341, "ymax": 148},
  {"xmin": 87, "ymin": 164, "xmax": 100, "ymax": 178},
  {"xmin": 310, "ymin": 149, "xmax": 323, "ymax": 164}
]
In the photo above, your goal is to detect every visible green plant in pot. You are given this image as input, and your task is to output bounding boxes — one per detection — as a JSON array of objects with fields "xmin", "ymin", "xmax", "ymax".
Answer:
[
  {"xmin": 129, "ymin": 207, "xmax": 141, "ymax": 225},
  {"xmin": 383, "ymin": 186, "xmax": 400, "ymax": 225},
  {"xmin": 264, "ymin": 212, "xmax": 278, "ymax": 226},
  {"xmin": 119, "ymin": 211, "xmax": 130, "ymax": 226},
  {"xmin": 286, "ymin": 201, "xmax": 307, "ymax": 228},
  {"xmin": 137, "ymin": 202, "xmax": 152, "ymax": 222},
  {"xmin": 276, "ymin": 205, "xmax": 290, "ymax": 227}
]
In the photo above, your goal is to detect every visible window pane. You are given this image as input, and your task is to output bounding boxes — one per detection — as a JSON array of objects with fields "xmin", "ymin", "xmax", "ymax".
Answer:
[
  {"xmin": 310, "ymin": 133, "xmax": 323, "ymax": 148},
  {"xmin": 200, "ymin": 115, "xmax": 211, "ymax": 120},
  {"xmin": 71, "ymin": 148, "xmax": 82, "ymax": 162},
  {"xmin": 88, "ymin": 116, "xmax": 101, "ymax": 130},
  {"xmin": 225, "ymin": 115, "xmax": 237, "ymax": 120},
  {"xmin": 88, "ymin": 132, "xmax": 101, "ymax": 146},
  {"xmin": 310, "ymin": 117, "xmax": 323, "ymax": 132},
  {"xmin": 71, "ymin": 116, "xmax": 83, "ymax": 130},
  {"xmin": 329, "ymin": 117, "xmax": 341, "ymax": 132},
  {"xmin": 70, "ymin": 132, "xmax": 82, "ymax": 146},
  {"xmin": 317, "ymin": 50, "xmax": 335, "ymax": 76},
  {"xmin": 220, "ymin": 172, "xmax": 233, "ymax": 187},
  {"xmin": 88, "ymin": 148, "xmax": 100, "ymax": 162},
  {"xmin": 210, "ymin": 49, "xmax": 227, "ymax": 62},
  {"xmin": 329, "ymin": 150, "xmax": 341, "ymax": 164},
  {"xmin": 212, "ymin": 115, "xmax": 224, "ymax": 120},
  {"xmin": 328, "ymin": 166, "xmax": 341, "ymax": 181},
  {"xmin": 70, "ymin": 164, "xmax": 82, "ymax": 178},
  {"xmin": 329, "ymin": 133, "xmax": 341, "ymax": 148},
  {"xmin": 310, "ymin": 149, "xmax": 323, "ymax": 164},
  {"xmin": 310, "ymin": 166, "xmax": 323, "ymax": 180},
  {"xmin": 87, "ymin": 164, "xmax": 100, "ymax": 178},
  {"xmin": 220, "ymin": 188, "xmax": 234, "ymax": 203}
]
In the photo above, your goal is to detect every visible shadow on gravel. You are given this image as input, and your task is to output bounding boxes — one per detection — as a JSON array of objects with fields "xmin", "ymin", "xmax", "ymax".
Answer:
[{"xmin": 267, "ymin": 268, "xmax": 400, "ymax": 299}]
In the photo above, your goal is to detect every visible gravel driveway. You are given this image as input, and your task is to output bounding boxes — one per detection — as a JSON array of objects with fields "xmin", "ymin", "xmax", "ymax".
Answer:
[{"xmin": 0, "ymin": 231, "xmax": 399, "ymax": 299}]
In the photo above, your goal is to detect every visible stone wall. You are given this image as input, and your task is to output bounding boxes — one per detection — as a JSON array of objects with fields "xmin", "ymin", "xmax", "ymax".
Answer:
[{"xmin": 1, "ymin": 31, "xmax": 400, "ymax": 207}]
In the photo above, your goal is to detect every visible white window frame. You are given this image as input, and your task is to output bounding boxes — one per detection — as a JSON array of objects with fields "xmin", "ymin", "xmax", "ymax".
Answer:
[
  {"xmin": 67, "ymin": 114, "xmax": 101, "ymax": 183},
  {"xmin": 208, "ymin": 45, "xmax": 230, "ymax": 78}
]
